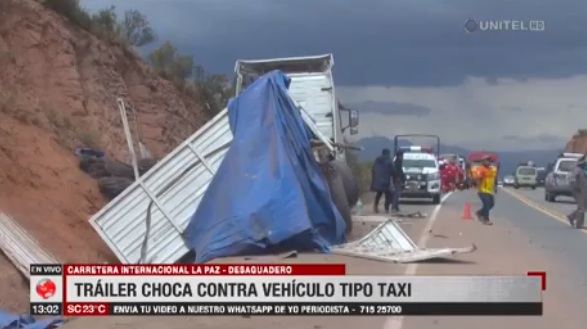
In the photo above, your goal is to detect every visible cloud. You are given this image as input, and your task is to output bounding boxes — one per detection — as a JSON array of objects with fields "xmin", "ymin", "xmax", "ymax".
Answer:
[
  {"xmin": 81, "ymin": 0, "xmax": 587, "ymax": 87},
  {"xmin": 500, "ymin": 106, "xmax": 524, "ymax": 112},
  {"xmin": 502, "ymin": 134, "xmax": 564, "ymax": 143},
  {"xmin": 337, "ymin": 75, "xmax": 587, "ymax": 151},
  {"xmin": 79, "ymin": 0, "xmax": 586, "ymax": 150},
  {"xmin": 349, "ymin": 101, "xmax": 432, "ymax": 116}
]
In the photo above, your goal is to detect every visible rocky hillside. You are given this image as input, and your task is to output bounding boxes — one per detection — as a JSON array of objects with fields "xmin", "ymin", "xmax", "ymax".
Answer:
[
  {"xmin": 0, "ymin": 0, "xmax": 212, "ymax": 264},
  {"xmin": 565, "ymin": 129, "xmax": 587, "ymax": 154}
]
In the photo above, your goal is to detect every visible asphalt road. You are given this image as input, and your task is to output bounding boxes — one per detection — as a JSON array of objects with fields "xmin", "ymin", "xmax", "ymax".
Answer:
[
  {"xmin": 499, "ymin": 186, "xmax": 587, "ymax": 283},
  {"xmin": 63, "ymin": 189, "xmax": 587, "ymax": 329},
  {"xmin": 399, "ymin": 188, "xmax": 587, "ymax": 329},
  {"xmin": 503, "ymin": 186, "xmax": 577, "ymax": 219}
]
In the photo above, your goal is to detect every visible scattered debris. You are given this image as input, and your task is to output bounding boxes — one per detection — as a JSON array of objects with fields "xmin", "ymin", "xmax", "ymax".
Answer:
[
  {"xmin": 331, "ymin": 219, "xmax": 476, "ymax": 263},
  {"xmin": 75, "ymin": 101, "xmax": 160, "ymax": 201},
  {"xmin": 393, "ymin": 210, "xmax": 427, "ymax": 218}
]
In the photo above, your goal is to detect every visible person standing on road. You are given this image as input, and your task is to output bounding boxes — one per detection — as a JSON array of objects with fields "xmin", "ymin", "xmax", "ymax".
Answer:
[
  {"xmin": 567, "ymin": 156, "xmax": 587, "ymax": 229},
  {"xmin": 391, "ymin": 150, "xmax": 405, "ymax": 213},
  {"xmin": 370, "ymin": 149, "xmax": 394, "ymax": 213},
  {"xmin": 475, "ymin": 156, "xmax": 496, "ymax": 225}
]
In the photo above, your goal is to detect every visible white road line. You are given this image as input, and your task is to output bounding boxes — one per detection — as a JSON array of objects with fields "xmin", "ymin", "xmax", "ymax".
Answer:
[{"xmin": 383, "ymin": 192, "xmax": 454, "ymax": 329}]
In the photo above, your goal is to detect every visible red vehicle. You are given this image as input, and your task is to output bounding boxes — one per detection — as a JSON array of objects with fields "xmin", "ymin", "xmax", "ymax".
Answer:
[{"xmin": 467, "ymin": 151, "xmax": 499, "ymax": 188}]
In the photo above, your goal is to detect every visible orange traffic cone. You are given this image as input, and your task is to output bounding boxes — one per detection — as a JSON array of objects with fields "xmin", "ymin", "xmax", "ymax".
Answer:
[{"xmin": 461, "ymin": 202, "xmax": 472, "ymax": 220}]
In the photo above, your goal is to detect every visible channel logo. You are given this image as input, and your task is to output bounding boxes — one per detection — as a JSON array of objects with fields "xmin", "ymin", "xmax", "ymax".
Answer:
[
  {"xmin": 36, "ymin": 278, "xmax": 57, "ymax": 299},
  {"xmin": 464, "ymin": 19, "xmax": 545, "ymax": 33}
]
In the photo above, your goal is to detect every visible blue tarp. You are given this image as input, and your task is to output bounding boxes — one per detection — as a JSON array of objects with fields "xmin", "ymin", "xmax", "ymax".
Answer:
[
  {"xmin": 0, "ymin": 309, "xmax": 63, "ymax": 329},
  {"xmin": 185, "ymin": 70, "xmax": 346, "ymax": 263}
]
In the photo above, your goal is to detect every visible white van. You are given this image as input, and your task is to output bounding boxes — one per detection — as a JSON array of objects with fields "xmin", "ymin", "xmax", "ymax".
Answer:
[{"xmin": 398, "ymin": 146, "xmax": 441, "ymax": 204}]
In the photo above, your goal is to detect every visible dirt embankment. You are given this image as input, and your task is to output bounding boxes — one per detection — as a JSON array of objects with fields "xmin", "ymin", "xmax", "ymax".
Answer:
[
  {"xmin": 564, "ymin": 130, "xmax": 587, "ymax": 154},
  {"xmin": 0, "ymin": 0, "xmax": 211, "ymax": 264}
]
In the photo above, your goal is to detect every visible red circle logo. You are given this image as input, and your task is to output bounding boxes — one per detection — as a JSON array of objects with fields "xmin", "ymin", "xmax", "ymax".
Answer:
[{"xmin": 36, "ymin": 279, "xmax": 56, "ymax": 299}]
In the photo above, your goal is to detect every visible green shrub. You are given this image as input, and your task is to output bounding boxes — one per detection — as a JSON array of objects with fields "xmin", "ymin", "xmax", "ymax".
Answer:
[
  {"xmin": 120, "ymin": 9, "xmax": 155, "ymax": 47},
  {"xmin": 38, "ymin": 0, "xmax": 229, "ymax": 115},
  {"xmin": 41, "ymin": 0, "xmax": 92, "ymax": 31}
]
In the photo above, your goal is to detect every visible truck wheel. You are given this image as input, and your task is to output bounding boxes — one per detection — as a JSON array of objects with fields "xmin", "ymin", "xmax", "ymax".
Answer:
[
  {"xmin": 321, "ymin": 161, "xmax": 353, "ymax": 234},
  {"xmin": 514, "ymin": 184, "xmax": 519, "ymax": 189},
  {"xmin": 138, "ymin": 158, "xmax": 159, "ymax": 175},
  {"xmin": 79, "ymin": 157, "xmax": 109, "ymax": 179},
  {"xmin": 98, "ymin": 177, "xmax": 133, "ymax": 201},
  {"xmin": 105, "ymin": 159, "xmax": 136, "ymax": 180},
  {"xmin": 432, "ymin": 194, "xmax": 441, "ymax": 205},
  {"xmin": 328, "ymin": 160, "xmax": 359, "ymax": 208}
]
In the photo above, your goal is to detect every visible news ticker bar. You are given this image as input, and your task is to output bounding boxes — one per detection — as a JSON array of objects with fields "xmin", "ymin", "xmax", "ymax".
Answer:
[
  {"xmin": 30, "ymin": 264, "xmax": 346, "ymax": 276},
  {"xmin": 31, "ymin": 302, "xmax": 542, "ymax": 316}
]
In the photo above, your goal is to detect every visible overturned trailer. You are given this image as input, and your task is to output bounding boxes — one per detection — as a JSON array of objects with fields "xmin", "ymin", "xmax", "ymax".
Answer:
[
  {"xmin": 88, "ymin": 55, "xmax": 475, "ymax": 265},
  {"xmin": 88, "ymin": 55, "xmax": 361, "ymax": 264}
]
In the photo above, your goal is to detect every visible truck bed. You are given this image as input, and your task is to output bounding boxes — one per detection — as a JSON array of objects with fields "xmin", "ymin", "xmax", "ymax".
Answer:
[{"xmin": 89, "ymin": 110, "xmax": 232, "ymax": 264}]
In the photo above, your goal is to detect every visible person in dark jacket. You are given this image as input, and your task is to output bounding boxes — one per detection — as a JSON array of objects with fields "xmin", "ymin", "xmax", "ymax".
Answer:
[
  {"xmin": 370, "ymin": 149, "xmax": 394, "ymax": 213},
  {"xmin": 391, "ymin": 150, "xmax": 405, "ymax": 212},
  {"xmin": 567, "ymin": 155, "xmax": 587, "ymax": 229}
]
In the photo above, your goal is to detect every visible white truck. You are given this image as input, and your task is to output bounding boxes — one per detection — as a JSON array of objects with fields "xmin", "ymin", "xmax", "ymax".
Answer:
[
  {"xmin": 88, "ymin": 54, "xmax": 361, "ymax": 264},
  {"xmin": 235, "ymin": 54, "xmax": 359, "ymax": 161}
]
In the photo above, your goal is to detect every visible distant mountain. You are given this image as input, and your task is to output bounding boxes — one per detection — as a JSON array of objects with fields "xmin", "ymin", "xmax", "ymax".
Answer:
[{"xmin": 355, "ymin": 136, "xmax": 561, "ymax": 177}]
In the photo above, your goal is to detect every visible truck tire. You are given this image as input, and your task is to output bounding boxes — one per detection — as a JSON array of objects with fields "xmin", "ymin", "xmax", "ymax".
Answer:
[
  {"xmin": 98, "ymin": 177, "xmax": 133, "ymax": 201},
  {"xmin": 320, "ymin": 161, "xmax": 353, "ymax": 234},
  {"xmin": 327, "ymin": 160, "xmax": 359, "ymax": 208},
  {"xmin": 138, "ymin": 158, "xmax": 159, "ymax": 175},
  {"xmin": 432, "ymin": 194, "xmax": 441, "ymax": 205},
  {"xmin": 105, "ymin": 159, "xmax": 136, "ymax": 180},
  {"xmin": 79, "ymin": 157, "xmax": 109, "ymax": 179}
]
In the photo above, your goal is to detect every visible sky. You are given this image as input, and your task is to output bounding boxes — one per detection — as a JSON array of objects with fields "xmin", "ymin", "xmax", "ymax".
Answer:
[{"xmin": 81, "ymin": 0, "xmax": 587, "ymax": 151}]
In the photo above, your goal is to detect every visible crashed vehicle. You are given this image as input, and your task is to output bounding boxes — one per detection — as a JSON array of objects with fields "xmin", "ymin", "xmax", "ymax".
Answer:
[
  {"xmin": 88, "ymin": 55, "xmax": 475, "ymax": 265},
  {"xmin": 88, "ymin": 55, "xmax": 360, "ymax": 264}
]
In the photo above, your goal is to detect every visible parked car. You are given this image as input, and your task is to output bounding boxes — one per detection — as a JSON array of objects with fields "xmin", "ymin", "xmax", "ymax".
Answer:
[
  {"xmin": 544, "ymin": 155, "xmax": 580, "ymax": 202},
  {"xmin": 514, "ymin": 166, "xmax": 538, "ymax": 189},
  {"xmin": 503, "ymin": 175, "xmax": 515, "ymax": 187}
]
